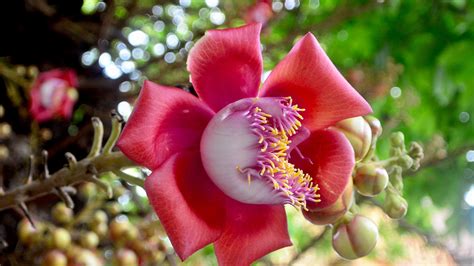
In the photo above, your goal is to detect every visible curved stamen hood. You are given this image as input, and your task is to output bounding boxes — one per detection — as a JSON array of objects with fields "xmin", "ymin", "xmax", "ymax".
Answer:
[{"xmin": 201, "ymin": 97, "xmax": 320, "ymax": 209}]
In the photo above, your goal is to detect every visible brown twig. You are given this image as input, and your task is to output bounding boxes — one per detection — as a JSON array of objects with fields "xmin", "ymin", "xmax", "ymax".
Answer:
[{"xmin": 0, "ymin": 152, "xmax": 135, "ymax": 211}]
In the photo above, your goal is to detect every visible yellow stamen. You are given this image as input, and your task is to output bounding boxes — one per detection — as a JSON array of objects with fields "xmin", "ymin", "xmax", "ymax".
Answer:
[{"xmin": 251, "ymin": 103, "xmax": 319, "ymax": 210}]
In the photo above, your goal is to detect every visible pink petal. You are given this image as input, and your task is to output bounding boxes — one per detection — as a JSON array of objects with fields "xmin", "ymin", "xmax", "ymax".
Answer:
[
  {"xmin": 59, "ymin": 95, "xmax": 75, "ymax": 119},
  {"xmin": 35, "ymin": 69, "xmax": 78, "ymax": 88},
  {"xmin": 259, "ymin": 33, "xmax": 372, "ymax": 131},
  {"xmin": 187, "ymin": 23, "xmax": 263, "ymax": 112},
  {"xmin": 145, "ymin": 151, "xmax": 226, "ymax": 260},
  {"xmin": 117, "ymin": 81, "xmax": 214, "ymax": 170},
  {"xmin": 291, "ymin": 129, "xmax": 355, "ymax": 210},
  {"xmin": 32, "ymin": 109, "xmax": 55, "ymax": 122},
  {"xmin": 214, "ymin": 199, "xmax": 291, "ymax": 265}
]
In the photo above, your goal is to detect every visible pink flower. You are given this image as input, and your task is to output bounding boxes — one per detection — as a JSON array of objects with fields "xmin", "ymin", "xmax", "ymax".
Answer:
[
  {"xmin": 245, "ymin": 0, "xmax": 273, "ymax": 26},
  {"xmin": 29, "ymin": 69, "xmax": 78, "ymax": 123},
  {"xmin": 117, "ymin": 24, "xmax": 371, "ymax": 265}
]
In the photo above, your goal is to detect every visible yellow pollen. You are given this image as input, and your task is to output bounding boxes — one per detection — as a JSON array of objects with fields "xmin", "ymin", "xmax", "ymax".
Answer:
[{"xmin": 250, "ymin": 101, "xmax": 319, "ymax": 210}]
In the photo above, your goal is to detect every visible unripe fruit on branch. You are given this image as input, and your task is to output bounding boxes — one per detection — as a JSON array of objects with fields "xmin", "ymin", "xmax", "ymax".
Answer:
[
  {"xmin": 52, "ymin": 202, "xmax": 73, "ymax": 224},
  {"xmin": 49, "ymin": 228, "xmax": 71, "ymax": 250},
  {"xmin": 79, "ymin": 183, "xmax": 97, "ymax": 199},
  {"xmin": 383, "ymin": 191, "xmax": 408, "ymax": 219},
  {"xmin": 333, "ymin": 117, "xmax": 372, "ymax": 162},
  {"xmin": 353, "ymin": 164, "xmax": 389, "ymax": 197},
  {"xmin": 18, "ymin": 218, "xmax": 41, "ymax": 246},
  {"xmin": 105, "ymin": 202, "xmax": 122, "ymax": 216},
  {"xmin": 92, "ymin": 210, "xmax": 108, "ymax": 225},
  {"xmin": 110, "ymin": 219, "xmax": 138, "ymax": 242},
  {"xmin": 42, "ymin": 250, "xmax": 67, "ymax": 266},
  {"xmin": 302, "ymin": 181, "xmax": 353, "ymax": 225},
  {"xmin": 80, "ymin": 231, "xmax": 99, "ymax": 249},
  {"xmin": 91, "ymin": 222, "xmax": 108, "ymax": 238},
  {"xmin": 72, "ymin": 248, "xmax": 103, "ymax": 266},
  {"xmin": 332, "ymin": 215, "xmax": 378, "ymax": 260},
  {"xmin": 113, "ymin": 248, "xmax": 138, "ymax": 266}
]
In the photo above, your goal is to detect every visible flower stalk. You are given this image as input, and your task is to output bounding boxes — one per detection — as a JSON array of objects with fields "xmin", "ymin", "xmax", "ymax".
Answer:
[
  {"xmin": 103, "ymin": 111, "xmax": 123, "ymax": 155},
  {"xmin": 87, "ymin": 117, "xmax": 104, "ymax": 158},
  {"xmin": 0, "ymin": 115, "xmax": 137, "ymax": 211},
  {"xmin": 112, "ymin": 170, "xmax": 145, "ymax": 188}
]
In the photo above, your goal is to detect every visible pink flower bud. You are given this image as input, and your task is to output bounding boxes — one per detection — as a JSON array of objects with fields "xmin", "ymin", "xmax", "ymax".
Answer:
[
  {"xmin": 302, "ymin": 181, "xmax": 353, "ymax": 225},
  {"xmin": 353, "ymin": 164, "xmax": 389, "ymax": 197},
  {"xmin": 333, "ymin": 117, "xmax": 372, "ymax": 162},
  {"xmin": 383, "ymin": 192, "xmax": 408, "ymax": 219},
  {"xmin": 364, "ymin": 116, "xmax": 382, "ymax": 138},
  {"xmin": 29, "ymin": 69, "xmax": 78, "ymax": 123},
  {"xmin": 332, "ymin": 215, "xmax": 378, "ymax": 260}
]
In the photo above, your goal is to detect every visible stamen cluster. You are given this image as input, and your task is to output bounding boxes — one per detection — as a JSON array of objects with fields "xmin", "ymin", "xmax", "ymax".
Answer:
[{"xmin": 241, "ymin": 97, "xmax": 320, "ymax": 210}]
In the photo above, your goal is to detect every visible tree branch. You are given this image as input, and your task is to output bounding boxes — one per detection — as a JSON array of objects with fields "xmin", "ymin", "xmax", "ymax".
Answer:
[{"xmin": 0, "ymin": 151, "xmax": 135, "ymax": 211}]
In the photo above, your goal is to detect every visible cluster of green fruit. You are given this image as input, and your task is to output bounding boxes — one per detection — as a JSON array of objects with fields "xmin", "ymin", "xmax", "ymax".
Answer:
[
  {"xmin": 302, "ymin": 116, "xmax": 423, "ymax": 260},
  {"xmin": 16, "ymin": 182, "xmax": 167, "ymax": 265}
]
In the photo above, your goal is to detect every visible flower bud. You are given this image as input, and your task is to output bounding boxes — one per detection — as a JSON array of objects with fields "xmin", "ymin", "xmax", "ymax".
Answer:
[
  {"xmin": 42, "ymin": 250, "xmax": 67, "ymax": 266},
  {"xmin": 80, "ymin": 231, "xmax": 99, "ymax": 249},
  {"xmin": 332, "ymin": 215, "xmax": 378, "ymax": 260},
  {"xmin": 408, "ymin": 142, "xmax": 424, "ymax": 171},
  {"xmin": 52, "ymin": 202, "xmax": 73, "ymax": 224},
  {"xmin": 383, "ymin": 191, "xmax": 408, "ymax": 219},
  {"xmin": 364, "ymin": 116, "xmax": 382, "ymax": 138},
  {"xmin": 408, "ymin": 142, "xmax": 423, "ymax": 160},
  {"xmin": 390, "ymin": 132, "xmax": 405, "ymax": 149},
  {"xmin": 113, "ymin": 248, "xmax": 138, "ymax": 266},
  {"xmin": 390, "ymin": 166, "xmax": 403, "ymax": 192},
  {"xmin": 49, "ymin": 228, "xmax": 71, "ymax": 250},
  {"xmin": 398, "ymin": 154, "xmax": 414, "ymax": 170},
  {"xmin": 302, "ymin": 181, "xmax": 353, "ymax": 225},
  {"xmin": 353, "ymin": 164, "xmax": 389, "ymax": 197},
  {"xmin": 334, "ymin": 117, "xmax": 372, "ymax": 162}
]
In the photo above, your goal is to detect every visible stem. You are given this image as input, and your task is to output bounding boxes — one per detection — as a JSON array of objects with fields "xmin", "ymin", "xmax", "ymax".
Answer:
[
  {"xmin": 103, "ymin": 112, "xmax": 123, "ymax": 155},
  {"xmin": 112, "ymin": 170, "xmax": 145, "ymax": 188},
  {"xmin": 0, "ymin": 152, "xmax": 135, "ymax": 211},
  {"xmin": 376, "ymin": 157, "xmax": 398, "ymax": 168},
  {"xmin": 87, "ymin": 117, "xmax": 104, "ymax": 158}
]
